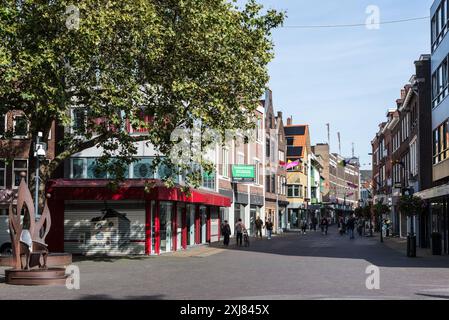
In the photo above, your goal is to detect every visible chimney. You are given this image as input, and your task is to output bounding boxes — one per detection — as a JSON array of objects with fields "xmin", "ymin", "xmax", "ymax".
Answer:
[
  {"xmin": 287, "ymin": 116, "xmax": 292, "ymax": 126},
  {"xmin": 277, "ymin": 111, "xmax": 283, "ymax": 121}
]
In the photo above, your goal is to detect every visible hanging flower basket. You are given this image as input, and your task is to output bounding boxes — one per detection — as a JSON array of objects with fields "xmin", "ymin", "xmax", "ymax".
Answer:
[{"xmin": 398, "ymin": 195, "xmax": 426, "ymax": 217}]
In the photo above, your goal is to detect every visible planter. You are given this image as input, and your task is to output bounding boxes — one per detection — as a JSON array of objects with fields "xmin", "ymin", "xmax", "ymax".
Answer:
[
  {"xmin": 432, "ymin": 232, "xmax": 442, "ymax": 256},
  {"xmin": 407, "ymin": 235, "xmax": 416, "ymax": 257}
]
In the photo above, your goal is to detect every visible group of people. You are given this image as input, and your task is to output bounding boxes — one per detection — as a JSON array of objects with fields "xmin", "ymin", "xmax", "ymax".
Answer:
[
  {"xmin": 221, "ymin": 216, "xmax": 274, "ymax": 247},
  {"xmin": 299, "ymin": 216, "xmax": 330, "ymax": 235},
  {"xmin": 338, "ymin": 215, "xmax": 366, "ymax": 239}
]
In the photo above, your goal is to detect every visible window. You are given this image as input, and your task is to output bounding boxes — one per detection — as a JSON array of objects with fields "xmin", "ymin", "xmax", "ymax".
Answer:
[
  {"xmin": 286, "ymin": 137, "xmax": 293, "ymax": 146},
  {"xmin": 13, "ymin": 159, "xmax": 28, "ymax": 187},
  {"xmin": 410, "ymin": 139, "xmax": 418, "ymax": 177},
  {"xmin": 256, "ymin": 118, "xmax": 262, "ymax": 142},
  {"xmin": 254, "ymin": 160, "xmax": 260, "ymax": 185},
  {"xmin": 271, "ymin": 174, "xmax": 276, "ymax": 193},
  {"xmin": 202, "ymin": 171, "xmax": 215, "ymax": 190},
  {"xmin": 13, "ymin": 115, "xmax": 28, "ymax": 138},
  {"xmin": 433, "ymin": 120, "xmax": 449, "ymax": 165},
  {"xmin": 72, "ymin": 158, "xmax": 85, "ymax": 179},
  {"xmin": 72, "ymin": 107, "xmax": 87, "ymax": 133},
  {"xmin": 287, "ymin": 185, "xmax": 300, "ymax": 197},
  {"xmin": 432, "ymin": 56, "xmax": 449, "ymax": 108},
  {"xmin": 237, "ymin": 153, "xmax": 245, "ymax": 165},
  {"xmin": 266, "ymin": 138, "xmax": 270, "ymax": 158},
  {"xmin": 222, "ymin": 148, "xmax": 229, "ymax": 178},
  {"xmin": 0, "ymin": 160, "xmax": 5, "ymax": 188},
  {"xmin": 132, "ymin": 158, "xmax": 154, "ymax": 179},
  {"xmin": 279, "ymin": 150, "xmax": 285, "ymax": 162},
  {"xmin": 432, "ymin": 1, "xmax": 449, "ymax": 52},
  {"xmin": 87, "ymin": 158, "xmax": 107, "ymax": 179},
  {"xmin": 0, "ymin": 114, "xmax": 5, "ymax": 137}
]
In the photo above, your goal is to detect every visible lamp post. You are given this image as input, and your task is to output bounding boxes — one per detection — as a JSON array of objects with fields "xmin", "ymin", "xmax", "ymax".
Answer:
[{"xmin": 34, "ymin": 132, "xmax": 46, "ymax": 220}]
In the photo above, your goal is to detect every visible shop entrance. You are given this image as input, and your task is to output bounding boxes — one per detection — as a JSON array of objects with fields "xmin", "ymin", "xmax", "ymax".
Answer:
[
  {"xmin": 200, "ymin": 206, "xmax": 207, "ymax": 244},
  {"xmin": 159, "ymin": 202, "xmax": 172, "ymax": 253}
]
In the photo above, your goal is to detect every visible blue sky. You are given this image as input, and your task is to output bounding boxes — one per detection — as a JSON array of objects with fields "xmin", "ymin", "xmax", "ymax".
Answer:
[{"xmin": 238, "ymin": 0, "xmax": 434, "ymax": 169}]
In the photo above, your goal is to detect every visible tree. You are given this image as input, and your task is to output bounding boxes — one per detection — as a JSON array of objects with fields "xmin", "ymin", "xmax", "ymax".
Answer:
[
  {"xmin": 0, "ymin": 0, "xmax": 285, "ymax": 208},
  {"xmin": 398, "ymin": 195, "xmax": 426, "ymax": 236}
]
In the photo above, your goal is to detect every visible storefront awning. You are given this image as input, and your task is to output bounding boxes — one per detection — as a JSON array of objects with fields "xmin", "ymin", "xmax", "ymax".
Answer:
[{"xmin": 47, "ymin": 179, "xmax": 231, "ymax": 207}]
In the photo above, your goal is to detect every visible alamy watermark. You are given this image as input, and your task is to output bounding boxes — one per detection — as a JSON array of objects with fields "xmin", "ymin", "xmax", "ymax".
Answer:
[
  {"xmin": 66, "ymin": 4, "xmax": 80, "ymax": 30},
  {"xmin": 366, "ymin": 5, "xmax": 380, "ymax": 30},
  {"xmin": 365, "ymin": 265, "xmax": 380, "ymax": 290},
  {"xmin": 65, "ymin": 264, "xmax": 80, "ymax": 290}
]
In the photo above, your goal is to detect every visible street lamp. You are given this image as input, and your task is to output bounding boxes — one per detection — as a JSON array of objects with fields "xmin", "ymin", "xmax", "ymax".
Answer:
[{"xmin": 34, "ymin": 132, "xmax": 46, "ymax": 220}]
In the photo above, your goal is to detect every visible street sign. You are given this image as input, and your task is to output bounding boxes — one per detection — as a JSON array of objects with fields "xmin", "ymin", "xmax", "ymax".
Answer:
[{"xmin": 232, "ymin": 165, "xmax": 256, "ymax": 183}]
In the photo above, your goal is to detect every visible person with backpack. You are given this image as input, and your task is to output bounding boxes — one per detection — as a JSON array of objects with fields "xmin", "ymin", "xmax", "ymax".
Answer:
[
  {"xmin": 235, "ymin": 219, "xmax": 245, "ymax": 246},
  {"xmin": 254, "ymin": 216, "xmax": 263, "ymax": 238}
]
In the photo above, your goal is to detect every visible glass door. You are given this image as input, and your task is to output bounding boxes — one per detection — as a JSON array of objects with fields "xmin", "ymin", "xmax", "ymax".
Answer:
[
  {"xmin": 159, "ymin": 202, "xmax": 172, "ymax": 253},
  {"xmin": 200, "ymin": 206, "xmax": 207, "ymax": 244},
  {"xmin": 187, "ymin": 204, "xmax": 195, "ymax": 246},
  {"xmin": 176, "ymin": 204, "xmax": 183, "ymax": 250}
]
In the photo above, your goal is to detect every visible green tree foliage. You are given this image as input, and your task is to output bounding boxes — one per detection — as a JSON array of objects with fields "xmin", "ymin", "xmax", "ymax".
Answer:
[
  {"xmin": 0, "ymin": 0, "xmax": 285, "ymax": 202},
  {"xmin": 398, "ymin": 195, "xmax": 426, "ymax": 217}
]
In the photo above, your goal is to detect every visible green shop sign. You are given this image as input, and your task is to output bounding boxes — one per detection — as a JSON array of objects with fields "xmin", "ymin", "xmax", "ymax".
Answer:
[{"xmin": 232, "ymin": 165, "xmax": 256, "ymax": 183}]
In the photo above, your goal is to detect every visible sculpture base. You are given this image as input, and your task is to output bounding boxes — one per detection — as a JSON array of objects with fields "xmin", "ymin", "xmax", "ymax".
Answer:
[
  {"xmin": 5, "ymin": 268, "xmax": 68, "ymax": 286},
  {"xmin": 0, "ymin": 253, "xmax": 72, "ymax": 267}
]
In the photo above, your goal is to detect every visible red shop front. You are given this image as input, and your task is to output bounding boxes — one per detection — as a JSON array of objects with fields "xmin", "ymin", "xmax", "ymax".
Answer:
[{"xmin": 45, "ymin": 179, "xmax": 231, "ymax": 256}]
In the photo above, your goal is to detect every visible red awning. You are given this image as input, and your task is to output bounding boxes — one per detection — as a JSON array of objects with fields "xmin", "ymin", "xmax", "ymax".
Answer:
[{"xmin": 46, "ymin": 179, "xmax": 231, "ymax": 207}]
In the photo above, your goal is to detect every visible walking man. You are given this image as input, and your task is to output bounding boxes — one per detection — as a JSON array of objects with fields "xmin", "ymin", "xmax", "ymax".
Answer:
[
  {"xmin": 320, "ymin": 217, "xmax": 329, "ymax": 235},
  {"xmin": 265, "ymin": 219, "xmax": 274, "ymax": 239},
  {"xmin": 221, "ymin": 220, "xmax": 231, "ymax": 246},
  {"xmin": 255, "ymin": 216, "xmax": 263, "ymax": 238},
  {"xmin": 235, "ymin": 218, "xmax": 245, "ymax": 246},
  {"xmin": 347, "ymin": 215, "xmax": 356, "ymax": 240}
]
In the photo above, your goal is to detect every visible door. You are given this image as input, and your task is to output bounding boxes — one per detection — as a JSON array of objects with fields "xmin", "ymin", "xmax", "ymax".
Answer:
[
  {"xmin": 177, "ymin": 205, "xmax": 182, "ymax": 250},
  {"xmin": 200, "ymin": 206, "xmax": 207, "ymax": 244},
  {"xmin": 187, "ymin": 204, "xmax": 195, "ymax": 246},
  {"xmin": 159, "ymin": 202, "xmax": 172, "ymax": 253}
]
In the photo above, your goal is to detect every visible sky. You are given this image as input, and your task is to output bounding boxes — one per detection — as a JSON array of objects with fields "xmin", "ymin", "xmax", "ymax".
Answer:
[{"xmin": 237, "ymin": 0, "xmax": 434, "ymax": 169}]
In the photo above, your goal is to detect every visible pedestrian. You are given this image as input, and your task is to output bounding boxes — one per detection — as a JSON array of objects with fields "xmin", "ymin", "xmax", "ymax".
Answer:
[
  {"xmin": 320, "ymin": 217, "xmax": 329, "ymax": 235},
  {"xmin": 254, "ymin": 216, "xmax": 263, "ymax": 238},
  {"xmin": 300, "ymin": 219, "xmax": 307, "ymax": 234},
  {"xmin": 347, "ymin": 215, "xmax": 356, "ymax": 239},
  {"xmin": 357, "ymin": 218, "xmax": 363, "ymax": 237},
  {"xmin": 221, "ymin": 220, "xmax": 231, "ymax": 246},
  {"xmin": 264, "ymin": 218, "xmax": 274, "ymax": 239},
  {"xmin": 312, "ymin": 216, "xmax": 318, "ymax": 232},
  {"xmin": 235, "ymin": 218, "xmax": 245, "ymax": 246}
]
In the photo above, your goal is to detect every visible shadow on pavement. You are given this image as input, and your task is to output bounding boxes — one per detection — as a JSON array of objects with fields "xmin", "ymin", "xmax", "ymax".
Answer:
[
  {"xmin": 415, "ymin": 293, "xmax": 449, "ymax": 300},
  {"xmin": 72, "ymin": 255, "xmax": 151, "ymax": 263},
  {"xmin": 210, "ymin": 226, "xmax": 449, "ymax": 269},
  {"xmin": 79, "ymin": 294, "xmax": 165, "ymax": 300}
]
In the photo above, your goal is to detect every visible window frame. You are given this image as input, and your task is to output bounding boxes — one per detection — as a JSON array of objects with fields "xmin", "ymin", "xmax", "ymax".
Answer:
[
  {"xmin": 13, "ymin": 115, "xmax": 29, "ymax": 139},
  {"xmin": 0, "ymin": 159, "xmax": 6, "ymax": 189},
  {"xmin": 12, "ymin": 159, "xmax": 28, "ymax": 188}
]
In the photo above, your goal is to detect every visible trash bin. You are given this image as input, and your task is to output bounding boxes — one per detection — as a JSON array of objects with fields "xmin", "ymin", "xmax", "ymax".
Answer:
[{"xmin": 432, "ymin": 232, "xmax": 442, "ymax": 256}]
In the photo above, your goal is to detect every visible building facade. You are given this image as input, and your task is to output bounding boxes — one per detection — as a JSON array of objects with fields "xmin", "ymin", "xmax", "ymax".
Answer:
[{"xmin": 284, "ymin": 120, "xmax": 311, "ymax": 228}]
